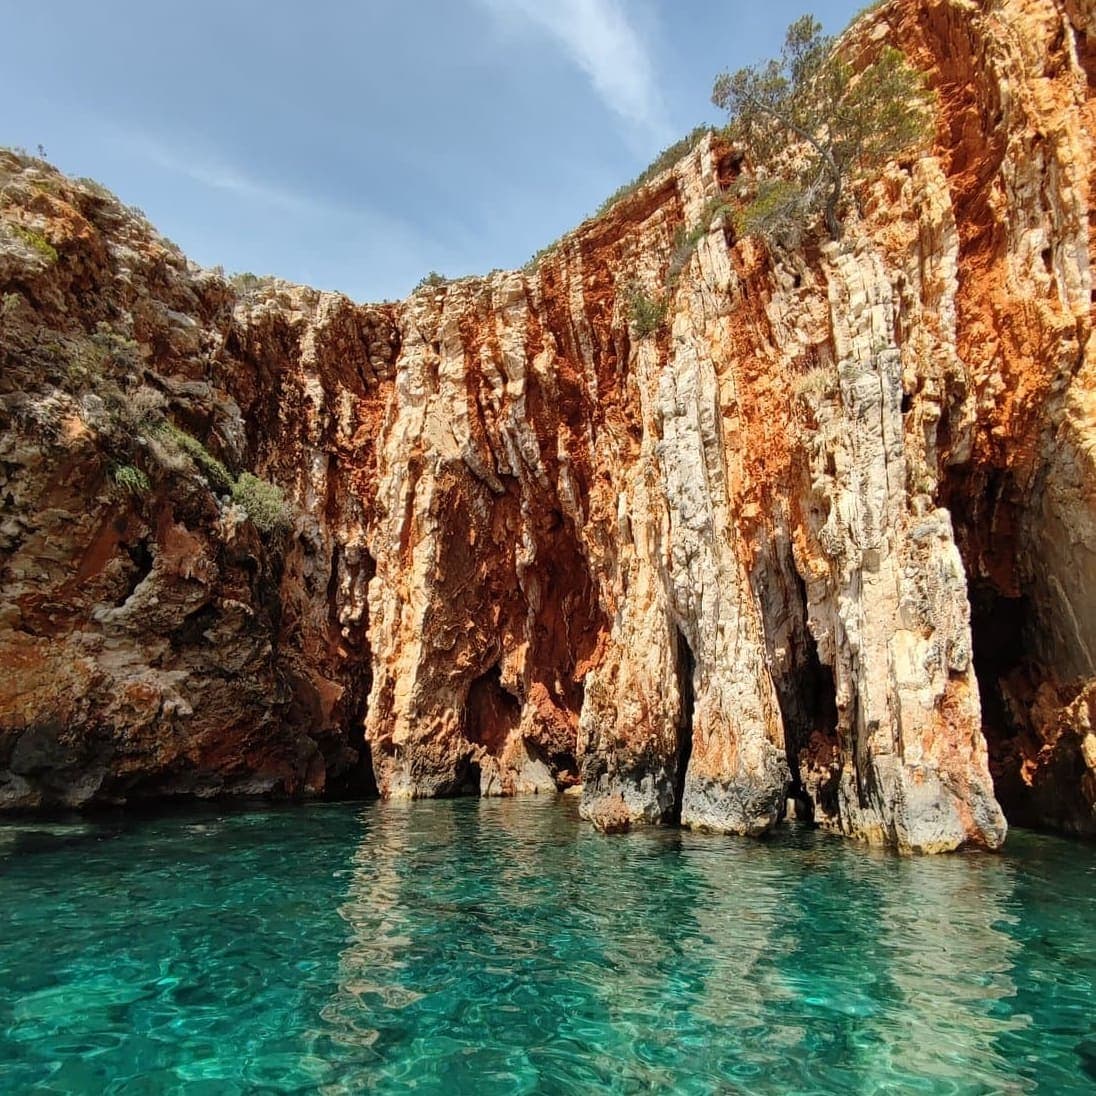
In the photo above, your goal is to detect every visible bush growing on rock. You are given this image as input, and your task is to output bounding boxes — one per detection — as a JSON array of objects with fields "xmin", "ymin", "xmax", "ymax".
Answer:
[
  {"xmin": 8, "ymin": 224, "xmax": 58, "ymax": 263},
  {"xmin": 712, "ymin": 14, "xmax": 931, "ymax": 241},
  {"xmin": 159, "ymin": 422, "xmax": 235, "ymax": 493},
  {"xmin": 414, "ymin": 271, "xmax": 449, "ymax": 291},
  {"xmin": 232, "ymin": 473, "xmax": 290, "ymax": 533},
  {"xmin": 595, "ymin": 126, "xmax": 715, "ymax": 217},
  {"xmin": 229, "ymin": 271, "xmax": 270, "ymax": 297},
  {"xmin": 151, "ymin": 423, "xmax": 291, "ymax": 534},
  {"xmin": 623, "ymin": 283, "xmax": 668, "ymax": 338},
  {"xmin": 111, "ymin": 463, "xmax": 150, "ymax": 496}
]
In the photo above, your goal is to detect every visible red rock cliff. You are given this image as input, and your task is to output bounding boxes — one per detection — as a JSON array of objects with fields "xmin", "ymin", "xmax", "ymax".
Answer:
[{"xmin": 1, "ymin": 0, "xmax": 1094, "ymax": 850}]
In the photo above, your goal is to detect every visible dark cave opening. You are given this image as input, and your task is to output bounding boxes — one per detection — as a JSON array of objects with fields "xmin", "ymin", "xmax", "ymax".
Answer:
[
  {"xmin": 770, "ymin": 576, "xmax": 840, "ymax": 824},
  {"xmin": 463, "ymin": 664, "xmax": 521, "ymax": 757},
  {"xmin": 114, "ymin": 536, "xmax": 154, "ymax": 607},
  {"xmin": 671, "ymin": 628, "xmax": 696, "ymax": 826},
  {"xmin": 444, "ymin": 758, "xmax": 482, "ymax": 798},
  {"xmin": 969, "ymin": 581, "xmax": 1028, "ymax": 738},
  {"xmin": 323, "ymin": 545, "xmax": 379, "ymax": 800},
  {"xmin": 968, "ymin": 580, "xmax": 1035, "ymax": 821},
  {"xmin": 786, "ymin": 643, "xmax": 839, "ymax": 823}
]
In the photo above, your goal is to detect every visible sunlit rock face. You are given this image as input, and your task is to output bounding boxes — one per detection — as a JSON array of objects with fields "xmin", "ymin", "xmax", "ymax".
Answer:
[{"xmin": 1, "ymin": 0, "xmax": 1094, "ymax": 850}]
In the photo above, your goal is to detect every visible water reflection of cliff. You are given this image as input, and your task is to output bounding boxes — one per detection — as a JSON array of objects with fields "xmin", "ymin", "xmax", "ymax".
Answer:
[
  {"xmin": 319, "ymin": 801, "xmax": 1032, "ymax": 1093},
  {"xmin": 873, "ymin": 855, "xmax": 1026, "ymax": 1092},
  {"xmin": 319, "ymin": 801, "xmax": 434, "ymax": 1084},
  {"xmin": 682, "ymin": 829, "xmax": 1026, "ymax": 1092}
]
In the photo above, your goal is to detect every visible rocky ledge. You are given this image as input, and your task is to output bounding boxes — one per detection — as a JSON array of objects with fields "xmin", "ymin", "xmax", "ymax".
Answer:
[{"xmin": 2, "ymin": 0, "xmax": 1095, "ymax": 851}]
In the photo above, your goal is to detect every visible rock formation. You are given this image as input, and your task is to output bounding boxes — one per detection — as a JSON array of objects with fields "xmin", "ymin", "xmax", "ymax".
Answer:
[{"xmin": 1, "ymin": 0, "xmax": 1094, "ymax": 850}]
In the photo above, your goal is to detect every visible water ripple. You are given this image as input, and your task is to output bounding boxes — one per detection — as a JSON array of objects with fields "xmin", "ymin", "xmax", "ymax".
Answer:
[{"xmin": 0, "ymin": 799, "xmax": 1093, "ymax": 1093}]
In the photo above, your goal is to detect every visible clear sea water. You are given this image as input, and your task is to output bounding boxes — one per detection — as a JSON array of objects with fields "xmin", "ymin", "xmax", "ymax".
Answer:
[{"xmin": 0, "ymin": 798, "xmax": 1093, "ymax": 1095}]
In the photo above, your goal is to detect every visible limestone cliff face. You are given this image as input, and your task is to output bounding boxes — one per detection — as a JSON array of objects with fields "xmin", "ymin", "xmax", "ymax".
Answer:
[{"xmin": 1, "ymin": 0, "xmax": 1093, "ymax": 850}]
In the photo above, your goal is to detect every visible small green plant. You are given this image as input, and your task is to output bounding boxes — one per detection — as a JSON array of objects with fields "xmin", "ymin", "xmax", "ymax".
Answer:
[
  {"xmin": 91, "ymin": 323, "xmax": 141, "ymax": 370},
  {"xmin": 159, "ymin": 422, "xmax": 234, "ymax": 493},
  {"xmin": 524, "ymin": 240, "xmax": 561, "ymax": 273},
  {"xmin": 733, "ymin": 178, "xmax": 810, "ymax": 247},
  {"xmin": 1, "ymin": 291, "xmax": 20, "ymax": 319},
  {"xmin": 75, "ymin": 177, "xmax": 114, "ymax": 203},
  {"xmin": 232, "ymin": 472, "xmax": 290, "ymax": 533},
  {"xmin": 152, "ymin": 422, "xmax": 290, "ymax": 533},
  {"xmin": 111, "ymin": 463, "xmax": 151, "ymax": 496},
  {"xmin": 624, "ymin": 283, "xmax": 668, "ymax": 337},
  {"xmin": 230, "ymin": 271, "xmax": 266, "ymax": 295},
  {"xmin": 10, "ymin": 224, "xmax": 58, "ymax": 263},
  {"xmin": 414, "ymin": 271, "xmax": 449, "ymax": 291},
  {"xmin": 121, "ymin": 385, "xmax": 167, "ymax": 430}
]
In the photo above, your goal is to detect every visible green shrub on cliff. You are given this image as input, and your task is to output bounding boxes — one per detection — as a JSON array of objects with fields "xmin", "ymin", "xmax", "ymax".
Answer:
[
  {"xmin": 9, "ymin": 224, "xmax": 57, "ymax": 263},
  {"xmin": 153, "ymin": 422, "xmax": 291, "ymax": 534},
  {"xmin": 667, "ymin": 196, "xmax": 735, "ymax": 285},
  {"xmin": 595, "ymin": 126, "xmax": 715, "ymax": 218},
  {"xmin": 160, "ymin": 422, "xmax": 234, "ymax": 494},
  {"xmin": 712, "ymin": 15, "xmax": 931, "ymax": 241},
  {"xmin": 624, "ymin": 283, "xmax": 668, "ymax": 337},
  {"xmin": 232, "ymin": 473, "xmax": 290, "ymax": 533},
  {"xmin": 111, "ymin": 463, "xmax": 151, "ymax": 496},
  {"xmin": 414, "ymin": 271, "xmax": 449, "ymax": 291},
  {"xmin": 229, "ymin": 271, "xmax": 273, "ymax": 297},
  {"xmin": 90, "ymin": 322, "xmax": 141, "ymax": 370}
]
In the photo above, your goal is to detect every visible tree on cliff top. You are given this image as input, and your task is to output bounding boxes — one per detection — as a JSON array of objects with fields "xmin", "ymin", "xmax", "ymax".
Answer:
[{"xmin": 712, "ymin": 14, "xmax": 931, "ymax": 241}]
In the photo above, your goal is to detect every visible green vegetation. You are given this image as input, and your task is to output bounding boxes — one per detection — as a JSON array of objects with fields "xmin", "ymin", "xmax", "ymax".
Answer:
[
  {"xmin": 10, "ymin": 224, "xmax": 58, "ymax": 263},
  {"xmin": 232, "ymin": 472, "xmax": 290, "ymax": 533},
  {"xmin": 229, "ymin": 271, "xmax": 269, "ymax": 295},
  {"xmin": 75, "ymin": 176, "xmax": 115, "ymax": 203},
  {"xmin": 154, "ymin": 422, "xmax": 290, "ymax": 534},
  {"xmin": 596, "ymin": 127, "xmax": 715, "ymax": 218},
  {"xmin": 730, "ymin": 178, "xmax": 806, "ymax": 244},
  {"xmin": 90, "ymin": 323, "xmax": 141, "ymax": 370},
  {"xmin": 624, "ymin": 282, "xmax": 668, "ymax": 338},
  {"xmin": 111, "ymin": 463, "xmax": 151, "ymax": 496},
  {"xmin": 34, "ymin": 325, "xmax": 143, "ymax": 390},
  {"xmin": 523, "ymin": 241, "xmax": 560, "ymax": 274},
  {"xmin": 667, "ymin": 195, "xmax": 735, "ymax": 284},
  {"xmin": 159, "ymin": 422, "xmax": 234, "ymax": 494},
  {"xmin": 414, "ymin": 271, "xmax": 449, "ymax": 291},
  {"xmin": 712, "ymin": 15, "xmax": 931, "ymax": 242}
]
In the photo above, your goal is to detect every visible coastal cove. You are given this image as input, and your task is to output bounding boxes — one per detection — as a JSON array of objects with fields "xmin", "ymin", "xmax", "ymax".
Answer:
[
  {"xmin": 5, "ymin": 0, "xmax": 1096, "ymax": 851},
  {"xmin": 1, "ymin": 797, "xmax": 1093, "ymax": 1094}
]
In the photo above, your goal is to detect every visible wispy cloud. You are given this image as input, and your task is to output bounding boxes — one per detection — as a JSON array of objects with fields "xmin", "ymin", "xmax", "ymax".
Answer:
[
  {"xmin": 107, "ymin": 129, "xmax": 325, "ymax": 215},
  {"xmin": 476, "ymin": 0, "xmax": 670, "ymax": 140},
  {"xmin": 99, "ymin": 125, "xmax": 466, "ymax": 299}
]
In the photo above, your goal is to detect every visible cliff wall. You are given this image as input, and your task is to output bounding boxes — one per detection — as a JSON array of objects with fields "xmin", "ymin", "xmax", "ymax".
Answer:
[{"xmin": 1, "ymin": 0, "xmax": 1094, "ymax": 849}]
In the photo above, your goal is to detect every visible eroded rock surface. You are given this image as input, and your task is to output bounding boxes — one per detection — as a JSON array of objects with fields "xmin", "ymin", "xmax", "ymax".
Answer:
[{"xmin": 2, "ymin": 0, "xmax": 1094, "ymax": 849}]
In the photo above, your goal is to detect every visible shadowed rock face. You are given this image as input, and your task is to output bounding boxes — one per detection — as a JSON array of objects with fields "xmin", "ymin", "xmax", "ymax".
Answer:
[{"xmin": 1, "ymin": 0, "xmax": 1094, "ymax": 850}]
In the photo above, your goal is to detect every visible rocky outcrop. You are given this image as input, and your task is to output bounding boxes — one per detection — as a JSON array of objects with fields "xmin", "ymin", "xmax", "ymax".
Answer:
[
  {"xmin": 0, "ymin": 178, "xmax": 398, "ymax": 807},
  {"xmin": 1, "ymin": 0, "xmax": 1094, "ymax": 849}
]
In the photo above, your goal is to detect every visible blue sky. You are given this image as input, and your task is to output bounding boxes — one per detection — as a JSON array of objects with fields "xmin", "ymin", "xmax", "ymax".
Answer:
[{"xmin": 3, "ymin": 0, "xmax": 863, "ymax": 302}]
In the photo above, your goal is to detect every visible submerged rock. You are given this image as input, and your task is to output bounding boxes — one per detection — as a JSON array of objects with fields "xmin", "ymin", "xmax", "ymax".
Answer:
[{"xmin": 1, "ymin": 0, "xmax": 1095, "ymax": 850}]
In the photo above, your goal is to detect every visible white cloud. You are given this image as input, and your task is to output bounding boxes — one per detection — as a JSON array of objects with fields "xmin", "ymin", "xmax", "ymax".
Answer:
[
  {"xmin": 109, "ymin": 130, "xmax": 323, "ymax": 215},
  {"xmin": 476, "ymin": 0, "xmax": 670, "ymax": 140},
  {"xmin": 100, "ymin": 126, "xmax": 460, "ymax": 299}
]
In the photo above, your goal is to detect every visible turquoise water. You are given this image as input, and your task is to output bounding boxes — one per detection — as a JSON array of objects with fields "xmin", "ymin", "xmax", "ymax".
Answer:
[{"xmin": 0, "ymin": 799, "xmax": 1093, "ymax": 1094}]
